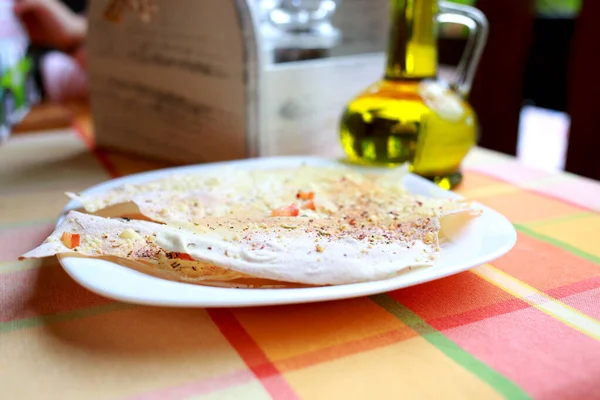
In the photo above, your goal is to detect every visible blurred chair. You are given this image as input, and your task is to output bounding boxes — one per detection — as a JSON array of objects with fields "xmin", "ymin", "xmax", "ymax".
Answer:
[
  {"xmin": 565, "ymin": 0, "xmax": 600, "ymax": 180},
  {"xmin": 469, "ymin": 0, "xmax": 535, "ymax": 157},
  {"xmin": 467, "ymin": 0, "xmax": 600, "ymax": 180}
]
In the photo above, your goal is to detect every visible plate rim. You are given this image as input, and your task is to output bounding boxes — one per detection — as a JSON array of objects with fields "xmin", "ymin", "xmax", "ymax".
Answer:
[{"xmin": 57, "ymin": 156, "xmax": 517, "ymax": 308}]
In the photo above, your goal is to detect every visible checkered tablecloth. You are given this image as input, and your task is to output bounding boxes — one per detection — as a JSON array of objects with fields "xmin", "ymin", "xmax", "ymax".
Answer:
[{"xmin": 1, "ymin": 125, "xmax": 600, "ymax": 400}]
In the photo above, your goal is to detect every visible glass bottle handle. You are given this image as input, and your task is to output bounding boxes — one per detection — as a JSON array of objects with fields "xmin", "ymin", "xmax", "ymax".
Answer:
[{"xmin": 438, "ymin": 1, "xmax": 489, "ymax": 98}]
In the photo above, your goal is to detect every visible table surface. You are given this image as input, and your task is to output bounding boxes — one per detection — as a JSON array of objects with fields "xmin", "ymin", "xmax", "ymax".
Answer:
[{"xmin": 2, "ymin": 110, "xmax": 600, "ymax": 400}]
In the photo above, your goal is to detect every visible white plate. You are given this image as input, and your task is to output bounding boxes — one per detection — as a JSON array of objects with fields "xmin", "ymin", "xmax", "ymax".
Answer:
[{"xmin": 57, "ymin": 156, "xmax": 516, "ymax": 308}]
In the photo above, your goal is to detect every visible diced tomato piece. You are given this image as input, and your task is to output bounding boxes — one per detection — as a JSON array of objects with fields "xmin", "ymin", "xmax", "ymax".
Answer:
[
  {"xmin": 302, "ymin": 200, "xmax": 316, "ymax": 210},
  {"xmin": 296, "ymin": 190, "xmax": 315, "ymax": 200},
  {"xmin": 177, "ymin": 253, "xmax": 194, "ymax": 261},
  {"xmin": 271, "ymin": 203, "xmax": 300, "ymax": 217},
  {"xmin": 60, "ymin": 232, "xmax": 81, "ymax": 249}
]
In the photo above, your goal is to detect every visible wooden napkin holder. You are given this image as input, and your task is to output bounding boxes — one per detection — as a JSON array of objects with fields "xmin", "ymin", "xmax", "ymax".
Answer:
[{"xmin": 86, "ymin": 0, "xmax": 388, "ymax": 164}]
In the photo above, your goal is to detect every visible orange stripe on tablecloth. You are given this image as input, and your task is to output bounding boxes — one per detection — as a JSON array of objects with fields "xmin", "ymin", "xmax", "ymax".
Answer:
[
  {"xmin": 474, "ymin": 189, "xmax": 583, "ymax": 224},
  {"xmin": 427, "ymin": 296, "xmax": 531, "ymax": 331},
  {"xmin": 455, "ymin": 171, "xmax": 506, "ymax": 192},
  {"xmin": 275, "ymin": 325, "xmax": 416, "ymax": 372},
  {"xmin": 493, "ymin": 230, "xmax": 600, "ymax": 294},
  {"xmin": 389, "ymin": 271, "xmax": 516, "ymax": 322},
  {"xmin": 127, "ymin": 369, "xmax": 255, "ymax": 400},
  {"xmin": 207, "ymin": 309, "xmax": 299, "ymax": 400}
]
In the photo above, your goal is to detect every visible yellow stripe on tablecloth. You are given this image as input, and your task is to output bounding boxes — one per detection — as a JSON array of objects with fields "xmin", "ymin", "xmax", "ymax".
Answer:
[
  {"xmin": 0, "ymin": 131, "xmax": 109, "ymax": 194},
  {"xmin": 473, "ymin": 265, "xmax": 600, "ymax": 341},
  {"xmin": 524, "ymin": 212, "xmax": 594, "ymax": 227},
  {"xmin": 525, "ymin": 214, "xmax": 600, "ymax": 259},
  {"xmin": 0, "ymin": 259, "xmax": 50, "ymax": 274},
  {"xmin": 284, "ymin": 336, "xmax": 504, "ymax": 400},
  {"xmin": 232, "ymin": 297, "xmax": 406, "ymax": 363},
  {"xmin": 0, "ymin": 307, "xmax": 252, "ymax": 400}
]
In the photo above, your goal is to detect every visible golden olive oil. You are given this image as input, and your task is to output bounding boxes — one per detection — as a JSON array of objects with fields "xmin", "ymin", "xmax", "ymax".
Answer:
[{"xmin": 339, "ymin": 0, "xmax": 479, "ymax": 189}]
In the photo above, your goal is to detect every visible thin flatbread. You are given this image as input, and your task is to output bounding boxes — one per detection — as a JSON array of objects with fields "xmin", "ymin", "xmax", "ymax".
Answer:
[
  {"xmin": 67, "ymin": 165, "xmax": 473, "ymax": 225},
  {"xmin": 20, "ymin": 212, "xmax": 248, "ymax": 282},
  {"xmin": 23, "ymin": 208, "xmax": 443, "ymax": 285},
  {"xmin": 24, "ymin": 165, "xmax": 481, "ymax": 286}
]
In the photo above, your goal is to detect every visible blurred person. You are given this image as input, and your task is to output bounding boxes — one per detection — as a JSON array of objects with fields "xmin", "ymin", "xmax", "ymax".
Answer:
[{"xmin": 13, "ymin": 0, "xmax": 89, "ymax": 103}]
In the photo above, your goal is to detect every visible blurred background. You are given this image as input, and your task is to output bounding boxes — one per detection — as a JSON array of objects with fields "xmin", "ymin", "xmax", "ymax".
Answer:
[{"xmin": 5, "ymin": 0, "xmax": 598, "ymax": 180}]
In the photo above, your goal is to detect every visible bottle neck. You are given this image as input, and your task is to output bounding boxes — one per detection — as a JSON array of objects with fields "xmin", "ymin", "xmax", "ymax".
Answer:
[{"xmin": 385, "ymin": 0, "xmax": 438, "ymax": 81}]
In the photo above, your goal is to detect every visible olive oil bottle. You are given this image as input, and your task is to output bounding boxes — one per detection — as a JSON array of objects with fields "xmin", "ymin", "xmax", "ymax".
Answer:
[{"xmin": 339, "ymin": 0, "xmax": 488, "ymax": 189}]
